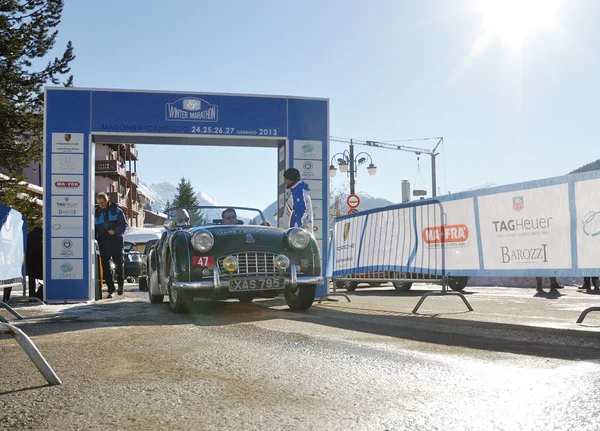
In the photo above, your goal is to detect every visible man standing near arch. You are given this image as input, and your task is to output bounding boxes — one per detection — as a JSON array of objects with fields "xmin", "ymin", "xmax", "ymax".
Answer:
[{"xmin": 95, "ymin": 192, "xmax": 128, "ymax": 298}]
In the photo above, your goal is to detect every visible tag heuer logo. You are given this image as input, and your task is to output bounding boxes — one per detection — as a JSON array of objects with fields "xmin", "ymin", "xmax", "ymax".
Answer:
[
  {"xmin": 513, "ymin": 196, "xmax": 524, "ymax": 212},
  {"xmin": 343, "ymin": 222, "xmax": 351, "ymax": 241},
  {"xmin": 64, "ymin": 134, "xmax": 71, "ymax": 142}
]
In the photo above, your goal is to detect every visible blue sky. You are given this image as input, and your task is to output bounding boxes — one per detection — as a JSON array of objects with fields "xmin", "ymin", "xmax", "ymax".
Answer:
[{"xmin": 54, "ymin": 0, "xmax": 600, "ymax": 210}]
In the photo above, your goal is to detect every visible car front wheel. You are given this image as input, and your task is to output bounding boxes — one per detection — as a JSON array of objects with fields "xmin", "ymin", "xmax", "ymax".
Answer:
[
  {"xmin": 335, "ymin": 280, "xmax": 358, "ymax": 291},
  {"xmin": 167, "ymin": 265, "xmax": 189, "ymax": 313},
  {"xmin": 147, "ymin": 271, "xmax": 164, "ymax": 304},
  {"xmin": 448, "ymin": 277, "xmax": 469, "ymax": 292},
  {"xmin": 393, "ymin": 281, "xmax": 413, "ymax": 292},
  {"xmin": 284, "ymin": 284, "xmax": 316, "ymax": 311}
]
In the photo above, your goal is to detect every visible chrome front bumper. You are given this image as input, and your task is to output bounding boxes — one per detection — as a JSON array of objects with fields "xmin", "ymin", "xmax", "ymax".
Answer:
[{"xmin": 172, "ymin": 265, "xmax": 323, "ymax": 290}]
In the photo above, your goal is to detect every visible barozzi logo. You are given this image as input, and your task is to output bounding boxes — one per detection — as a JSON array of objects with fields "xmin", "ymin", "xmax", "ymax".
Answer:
[
  {"xmin": 165, "ymin": 97, "xmax": 218, "ymax": 122},
  {"xmin": 500, "ymin": 244, "xmax": 548, "ymax": 264}
]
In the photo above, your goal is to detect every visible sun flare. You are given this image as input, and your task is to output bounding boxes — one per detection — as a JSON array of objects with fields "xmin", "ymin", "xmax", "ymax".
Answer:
[{"xmin": 476, "ymin": 0, "xmax": 561, "ymax": 45}]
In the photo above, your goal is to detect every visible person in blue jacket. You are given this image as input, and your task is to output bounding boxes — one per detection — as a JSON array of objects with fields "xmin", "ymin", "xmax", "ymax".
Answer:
[
  {"xmin": 95, "ymin": 192, "xmax": 128, "ymax": 298},
  {"xmin": 283, "ymin": 168, "xmax": 314, "ymax": 230}
]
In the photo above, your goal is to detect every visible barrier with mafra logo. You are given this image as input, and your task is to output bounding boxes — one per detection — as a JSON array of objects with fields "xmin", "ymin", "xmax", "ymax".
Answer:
[
  {"xmin": 326, "ymin": 169, "xmax": 600, "ymax": 319},
  {"xmin": 325, "ymin": 199, "xmax": 473, "ymax": 312}
]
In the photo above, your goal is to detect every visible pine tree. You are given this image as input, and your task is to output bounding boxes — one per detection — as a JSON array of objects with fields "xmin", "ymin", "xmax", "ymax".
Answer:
[
  {"xmin": 0, "ymin": 1, "xmax": 75, "ymax": 229},
  {"xmin": 172, "ymin": 177, "xmax": 204, "ymax": 224},
  {"xmin": 164, "ymin": 200, "xmax": 171, "ymax": 213},
  {"xmin": 172, "ymin": 177, "xmax": 199, "ymax": 207}
]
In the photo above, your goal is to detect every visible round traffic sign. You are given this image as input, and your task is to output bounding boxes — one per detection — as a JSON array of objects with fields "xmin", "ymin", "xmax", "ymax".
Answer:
[
  {"xmin": 347, "ymin": 194, "xmax": 360, "ymax": 208},
  {"xmin": 347, "ymin": 208, "xmax": 359, "ymax": 214}
]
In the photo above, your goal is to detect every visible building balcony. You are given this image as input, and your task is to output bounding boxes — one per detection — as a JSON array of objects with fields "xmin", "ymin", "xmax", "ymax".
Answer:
[
  {"xmin": 130, "ymin": 201, "xmax": 142, "ymax": 214},
  {"xmin": 108, "ymin": 192, "xmax": 127, "ymax": 207},
  {"xmin": 125, "ymin": 144, "xmax": 138, "ymax": 161},
  {"xmin": 127, "ymin": 171, "xmax": 139, "ymax": 187},
  {"xmin": 96, "ymin": 160, "xmax": 126, "ymax": 179}
]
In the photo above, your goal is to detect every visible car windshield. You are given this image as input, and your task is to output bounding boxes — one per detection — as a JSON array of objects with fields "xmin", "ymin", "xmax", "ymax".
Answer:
[{"xmin": 165, "ymin": 206, "xmax": 267, "ymax": 227}]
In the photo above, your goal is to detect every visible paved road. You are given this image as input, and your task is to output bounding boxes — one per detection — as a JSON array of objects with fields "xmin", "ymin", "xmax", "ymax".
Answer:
[{"xmin": 2, "ymin": 284, "xmax": 600, "ymax": 430}]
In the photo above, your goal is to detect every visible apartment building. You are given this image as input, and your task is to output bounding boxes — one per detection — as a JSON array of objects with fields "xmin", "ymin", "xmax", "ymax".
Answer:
[{"xmin": 94, "ymin": 142, "xmax": 151, "ymax": 227}]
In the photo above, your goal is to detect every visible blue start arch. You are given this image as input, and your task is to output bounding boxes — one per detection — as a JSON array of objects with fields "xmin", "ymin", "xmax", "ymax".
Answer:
[{"xmin": 44, "ymin": 87, "xmax": 329, "ymax": 302}]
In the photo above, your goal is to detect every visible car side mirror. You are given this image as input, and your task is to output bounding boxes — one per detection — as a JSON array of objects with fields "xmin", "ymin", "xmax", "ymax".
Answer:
[{"xmin": 164, "ymin": 220, "xmax": 178, "ymax": 231}]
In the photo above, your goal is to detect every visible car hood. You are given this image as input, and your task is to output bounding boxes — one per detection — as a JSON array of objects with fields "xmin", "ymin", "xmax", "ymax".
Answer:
[{"xmin": 186, "ymin": 225, "xmax": 285, "ymax": 251}]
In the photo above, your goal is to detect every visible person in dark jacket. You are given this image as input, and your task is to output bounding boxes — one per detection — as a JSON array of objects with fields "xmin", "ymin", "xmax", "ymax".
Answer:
[
  {"xmin": 536, "ymin": 276, "xmax": 562, "ymax": 293},
  {"xmin": 26, "ymin": 219, "xmax": 44, "ymax": 299},
  {"xmin": 95, "ymin": 192, "xmax": 128, "ymax": 297}
]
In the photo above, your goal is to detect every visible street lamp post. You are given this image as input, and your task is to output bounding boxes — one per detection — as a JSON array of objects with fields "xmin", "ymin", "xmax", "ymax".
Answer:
[{"xmin": 329, "ymin": 139, "xmax": 377, "ymax": 195}]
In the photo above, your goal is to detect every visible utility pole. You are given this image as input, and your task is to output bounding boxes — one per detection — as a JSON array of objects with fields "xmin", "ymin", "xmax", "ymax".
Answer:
[{"xmin": 349, "ymin": 139, "xmax": 355, "ymax": 195}]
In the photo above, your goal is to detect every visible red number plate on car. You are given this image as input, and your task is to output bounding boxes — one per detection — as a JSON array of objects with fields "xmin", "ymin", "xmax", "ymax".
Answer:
[{"xmin": 193, "ymin": 256, "xmax": 214, "ymax": 267}]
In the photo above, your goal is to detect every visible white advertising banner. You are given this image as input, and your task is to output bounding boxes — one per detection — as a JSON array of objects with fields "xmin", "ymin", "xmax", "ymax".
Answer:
[
  {"xmin": 51, "ymin": 154, "xmax": 84, "ymax": 174},
  {"xmin": 359, "ymin": 208, "xmax": 416, "ymax": 269},
  {"xmin": 51, "ymin": 238, "xmax": 84, "ymax": 259},
  {"xmin": 51, "ymin": 195, "xmax": 84, "ymax": 216},
  {"xmin": 50, "ymin": 217, "xmax": 84, "ymax": 238},
  {"xmin": 293, "ymin": 159, "xmax": 322, "ymax": 180},
  {"xmin": 50, "ymin": 259, "xmax": 83, "ymax": 280},
  {"xmin": 293, "ymin": 140, "xmax": 322, "ymax": 160},
  {"xmin": 417, "ymin": 198, "xmax": 480, "ymax": 270},
  {"xmin": 333, "ymin": 214, "xmax": 366, "ymax": 272},
  {"xmin": 477, "ymin": 184, "xmax": 572, "ymax": 270},
  {"xmin": 574, "ymin": 178, "xmax": 600, "ymax": 269},
  {"xmin": 51, "ymin": 132, "xmax": 84, "ymax": 153},
  {"xmin": 51, "ymin": 174, "xmax": 84, "ymax": 195}
]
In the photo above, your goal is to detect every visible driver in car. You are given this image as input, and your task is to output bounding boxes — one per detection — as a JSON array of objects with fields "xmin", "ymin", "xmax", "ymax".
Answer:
[
  {"xmin": 222, "ymin": 208, "xmax": 237, "ymax": 225},
  {"xmin": 173, "ymin": 208, "xmax": 190, "ymax": 226}
]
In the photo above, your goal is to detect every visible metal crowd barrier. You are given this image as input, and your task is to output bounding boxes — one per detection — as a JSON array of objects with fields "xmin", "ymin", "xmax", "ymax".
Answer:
[
  {"xmin": 1, "ymin": 278, "xmax": 26, "ymax": 321},
  {"xmin": 0, "ymin": 322, "xmax": 62, "ymax": 385},
  {"xmin": 326, "ymin": 199, "xmax": 473, "ymax": 313}
]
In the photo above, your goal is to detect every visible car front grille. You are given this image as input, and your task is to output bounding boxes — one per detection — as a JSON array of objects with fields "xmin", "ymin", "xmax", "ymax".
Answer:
[{"xmin": 217, "ymin": 252, "xmax": 280, "ymax": 276}]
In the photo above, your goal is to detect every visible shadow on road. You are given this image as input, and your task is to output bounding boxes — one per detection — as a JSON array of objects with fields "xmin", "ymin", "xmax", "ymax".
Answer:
[{"xmin": 3, "ymin": 285, "xmax": 600, "ymax": 363}]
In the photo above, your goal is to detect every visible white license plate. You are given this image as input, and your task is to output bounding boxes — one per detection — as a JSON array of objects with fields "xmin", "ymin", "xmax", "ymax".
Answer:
[{"xmin": 229, "ymin": 278, "xmax": 285, "ymax": 291}]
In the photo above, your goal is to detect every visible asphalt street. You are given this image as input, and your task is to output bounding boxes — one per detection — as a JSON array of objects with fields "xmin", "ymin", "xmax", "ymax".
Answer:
[{"xmin": 2, "ymin": 283, "xmax": 600, "ymax": 430}]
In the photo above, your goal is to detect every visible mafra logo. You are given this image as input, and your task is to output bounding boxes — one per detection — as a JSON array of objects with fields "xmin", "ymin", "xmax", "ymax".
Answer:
[
  {"xmin": 423, "ymin": 224, "xmax": 469, "ymax": 247},
  {"xmin": 165, "ymin": 97, "xmax": 218, "ymax": 122},
  {"xmin": 55, "ymin": 181, "xmax": 80, "ymax": 188},
  {"xmin": 513, "ymin": 196, "xmax": 524, "ymax": 212},
  {"xmin": 343, "ymin": 222, "xmax": 351, "ymax": 241},
  {"xmin": 64, "ymin": 134, "xmax": 71, "ymax": 142}
]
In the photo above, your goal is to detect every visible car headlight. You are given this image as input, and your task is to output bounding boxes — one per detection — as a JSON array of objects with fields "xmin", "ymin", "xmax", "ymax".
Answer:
[
  {"xmin": 191, "ymin": 230, "xmax": 214, "ymax": 252},
  {"xmin": 129, "ymin": 254, "xmax": 142, "ymax": 262},
  {"xmin": 274, "ymin": 254, "xmax": 290, "ymax": 270},
  {"xmin": 286, "ymin": 228, "xmax": 310, "ymax": 250},
  {"xmin": 223, "ymin": 255, "xmax": 238, "ymax": 272}
]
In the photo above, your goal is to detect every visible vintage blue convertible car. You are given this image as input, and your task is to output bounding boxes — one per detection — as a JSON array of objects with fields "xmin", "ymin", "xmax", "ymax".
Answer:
[{"xmin": 146, "ymin": 206, "xmax": 323, "ymax": 312}]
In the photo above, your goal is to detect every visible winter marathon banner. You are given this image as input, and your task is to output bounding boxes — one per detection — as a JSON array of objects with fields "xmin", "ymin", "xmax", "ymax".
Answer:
[{"xmin": 330, "ymin": 170, "xmax": 600, "ymax": 278}]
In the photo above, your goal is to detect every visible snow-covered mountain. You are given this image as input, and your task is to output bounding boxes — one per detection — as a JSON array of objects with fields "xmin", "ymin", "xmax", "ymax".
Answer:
[
  {"xmin": 260, "ymin": 192, "xmax": 396, "ymax": 223},
  {"xmin": 142, "ymin": 181, "xmax": 221, "ymax": 212},
  {"xmin": 141, "ymin": 180, "xmax": 396, "ymax": 224}
]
